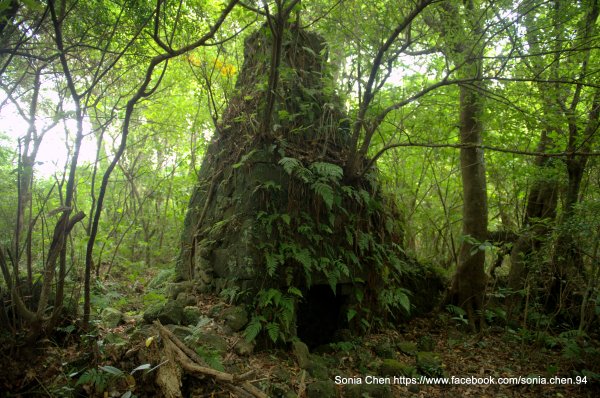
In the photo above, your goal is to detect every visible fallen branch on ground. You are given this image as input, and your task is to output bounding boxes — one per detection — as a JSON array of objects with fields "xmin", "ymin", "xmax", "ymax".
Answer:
[{"xmin": 154, "ymin": 320, "xmax": 268, "ymax": 398}]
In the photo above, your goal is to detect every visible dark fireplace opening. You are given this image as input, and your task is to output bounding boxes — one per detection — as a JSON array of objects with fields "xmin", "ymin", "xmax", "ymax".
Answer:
[{"xmin": 296, "ymin": 284, "xmax": 349, "ymax": 348}]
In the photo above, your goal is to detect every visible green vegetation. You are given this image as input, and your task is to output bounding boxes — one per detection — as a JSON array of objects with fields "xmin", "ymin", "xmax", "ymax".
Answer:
[{"xmin": 1, "ymin": 0, "xmax": 599, "ymax": 396}]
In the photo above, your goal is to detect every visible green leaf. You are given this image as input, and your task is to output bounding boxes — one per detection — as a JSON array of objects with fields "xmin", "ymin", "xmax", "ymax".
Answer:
[
  {"xmin": 357, "ymin": 232, "xmax": 370, "ymax": 253},
  {"xmin": 347, "ymin": 309, "xmax": 357, "ymax": 322},
  {"xmin": 233, "ymin": 149, "xmax": 257, "ymax": 169},
  {"xmin": 100, "ymin": 365, "xmax": 125, "ymax": 377},
  {"xmin": 279, "ymin": 157, "xmax": 303, "ymax": 175},
  {"xmin": 302, "ymin": 46, "xmax": 317, "ymax": 57},
  {"xmin": 278, "ymin": 109, "xmax": 290, "ymax": 120},
  {"xmin": 266, "ymin": 322, "xmax": 280, "ymax": 342},
  {"xmin": 345, "ymin": 228, "xmax": 354, "ymax": 245},
  {"xmin": 260, "ymin": 288, "xmax": 281, "ymax": 306},
  {"xmin": 446, "ymin": 304, "xmax": 466, "ymax": 317},
  {"xmin": 21, "ymin": 0, "xmax": 44, "ymax": 11},
  {"xmin": 292, "ymin": 248, "xmax": 313, "ymax": 270},
  {"xmin": 326, "ymin": 270, "xmax": 338, "ymax": 294},
  {"xmin": 309, "ymin": 162, "xmax": 343, "ymax": 181},
  {"xmin": 312, "ymin": 181, "xmax": 334, "ymax": 210},
  {"xmin": 244, "ymin": 316, "xmax": 264, "ymax": 342},
  {"xmin": 396, "ymin": 289, "xmax": 411, "ymax": 314},
  {"xmin": 76, "ymin": 370, "xmax": 96, "ymax": 386},
  {"xmin": 355, "ymin": 289, "xmax": 364, "ymax": 303},
  {"xmin": 0, "ymin": 1, "xmax": 10, "ymax": 13},
  {"xmin": 265, "ymin": 252, "xmax": 283, "ymax": 276}
]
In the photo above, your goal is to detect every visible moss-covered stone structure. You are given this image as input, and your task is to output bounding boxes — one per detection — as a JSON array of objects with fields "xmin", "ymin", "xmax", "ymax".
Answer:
[{"xmin": 176, "ymin": 25, "xmax": 441, "ymax": 344}]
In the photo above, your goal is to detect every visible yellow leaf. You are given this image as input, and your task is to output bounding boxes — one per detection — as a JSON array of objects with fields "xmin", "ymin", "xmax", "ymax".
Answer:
[
  {"xmin": 145, "ymin": 336, "xmax": 154, "ymax": 347},
  {"xmin": 126, "ymin": 375, "xmax": 136, "ymax": 389},
  {"xmin": 187, "ymin": 54, "xmax": 202, "ymax": 67}
]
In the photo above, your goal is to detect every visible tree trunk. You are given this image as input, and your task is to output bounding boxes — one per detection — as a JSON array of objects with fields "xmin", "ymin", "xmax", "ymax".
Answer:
[
  {"xmin": 548, "ymin": 88, "xmax": 600, "ymax": 314},
  {"xmin": 441, "ymin": 0, "xmax": 488, "ymax": 330},
  {"xmin": 506, "ymin": 130, "xmax": 558, "ymax": 318},
  {"xmin": 448, "ymin": 81, "xmax": 488, "ymax": 330}
]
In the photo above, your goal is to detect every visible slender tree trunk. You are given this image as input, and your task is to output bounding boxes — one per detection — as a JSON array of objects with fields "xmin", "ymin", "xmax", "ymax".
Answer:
[
  {"xmin": 12, "ymin": 69, "xmax": 44, "ymax": 281},
  {"xmin": 449, "ymin": 81, "xmax": 488, "ymax": 330},
  {"xmin": 547, "ymin": 0, "xmax": 599, "ymax": 314},
  {"xmin": 82, "ymin": 0, "xmax": 240, "ymax": 325},
  {"xmin": 442, "ymin": 0, "xmax": 488, "ymax": 330},
  {"xmin": 506, "ymin": 1, "xmax": 564, "ymax": 319},
  {"xmin": 548, "ymin": 88, "xmax": 600, "ymax": 313},
  {"xmin": 507, "ymin": 130, "xmax": 558, "ymax": 316}
]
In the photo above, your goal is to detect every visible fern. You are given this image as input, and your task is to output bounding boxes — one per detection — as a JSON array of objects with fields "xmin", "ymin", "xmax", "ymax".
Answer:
[
  {"xmin": 244, "ymin": 316, "xmax": 264, "ymax": 342},
  {"xmin": 195, "ymin": 346, "xmax": 225, "ymax": 372},
  {"xmin": 347, "ymin": 309, "xmax": 357, "ymax": 322},
  {"xmin": 279, "ymin": 156, "xmax": 313, "ymax": 182},
  {"xmin": 394, "ymin": 288, "xmax": 411, "ymax": 315},
  {"xmin": 446, "ymin": 304, "xmax": 468, "ymax": 324},
  {"xmin": 325, "ymin": 269, "xmax": 339, "ymax": 294},
  {"xmin": 334, "ymin": 259, "xmax": 350, "ymax": 277},
  {"xmin": 279, "ymin": 296, "xmax": 295, "ymax": 321},
  {"xmin": 559, "ymin": 329, "xmax": 587, "ymax": 339},
  {"xmin": 357, "ymin": 231, "xmax": 370, "ymax": 253},
  {"xmin": 291, "ymin": 247, "xmax": 313, "ymax": 271},
  {"xmin": 265, "ymin": 252, "xmax": 283, "ymax": 276},
  {"xmin": 312, "ymin": 181, "xmax": 334, "ymax": 210},
  {"xmin": 266, "ymin": 322, "xmax": 280, "ymax": 342},
  {"xmin": 358, "ymin": 189, "xmax": 371, "ymax": 207},
  {"xmin": 388, "ymin": 253, "xmax": 407, "ymax": 275},
  {"xmin": 279, "ymin": 157, "xmax": 303, "ymax": 175},
  {"xmin": 233, "ymin": 149, "xmax": 258, "ymax": 169},
  {"xmin": 446, "ymin": 304, "xmax": 466, "ymax": 317},
  {"xmin": 258, "ymin": 288, "xmax": 281, "ymax": 307},
  {"xmin": 344, "ymin": 228, "xmax": 354, "ymax": 245},
  {"xmin": 246, "ymin": 289, "xmax": 296, "ymax": 343},
  {"xmin": 309, "ymin": 162, "xmax": 343, "ymax": 181},
  {"xmin": 76, "ymin": 368, "xmax": 109, "ymax": 393},
  {"xmin": 341, "ymin": 185, "xmax": 355, "ymax": 198},
  {"xmin": 341, "ymin": 248, "xmax": 358, "ymax": 266}
]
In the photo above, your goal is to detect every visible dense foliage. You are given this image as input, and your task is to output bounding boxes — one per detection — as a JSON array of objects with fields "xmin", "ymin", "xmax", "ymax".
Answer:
[{"xmin": 1, "ymin": 0, "xmax": 600, "ymax": 394}]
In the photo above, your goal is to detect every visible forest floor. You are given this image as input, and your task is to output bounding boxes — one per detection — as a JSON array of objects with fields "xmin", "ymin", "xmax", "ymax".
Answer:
[{"xmin": 1, "ymin": 267, "xmax": 599, "ymax": 397}]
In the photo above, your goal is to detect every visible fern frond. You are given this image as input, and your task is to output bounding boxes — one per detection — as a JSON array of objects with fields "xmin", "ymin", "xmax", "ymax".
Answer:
[
  {"xmin": 279, "ymin": 157, "xmax": 303, "ymax": 175},
  {"xmin": 266, "ymin": 322, "xmax": 280, "ymax": 342},
  {"xmin": 244, "ymin": 316, "xmax": 264, "ymax": 342},
  {"xmin": 265, "ymin": 252, "xmax": 283, "ymax": 277},
  {"xmin": 312, "ymin": 181, "xmax": 334, "ymax": 210},
  {"xmin": 292, "ymin": 247, "xmax": 313, "ymax": 271},
  {"xmin": 309, "ymin": 162, "xmax": 343, "ymax": 181}
]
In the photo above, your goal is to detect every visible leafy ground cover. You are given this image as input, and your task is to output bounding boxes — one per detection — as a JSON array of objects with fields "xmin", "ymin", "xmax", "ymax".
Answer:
[{"xmin": 1, "ymin": 268, "xmax": 598, "ymax": 397}]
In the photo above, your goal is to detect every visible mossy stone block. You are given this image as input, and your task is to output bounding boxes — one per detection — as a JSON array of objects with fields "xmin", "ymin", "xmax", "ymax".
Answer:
[
  {"xmin": 416, "ymin": 351, "xmax": 443, "ymax": 377},
  {"xmin": 379, "ymin": 359, "xmax": 416, "ymax": 377}
]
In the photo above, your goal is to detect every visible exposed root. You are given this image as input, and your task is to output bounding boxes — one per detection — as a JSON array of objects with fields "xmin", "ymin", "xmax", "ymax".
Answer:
[{"xmin": 154, "ymin": 321, "xmax": 268, "ymax": 398}]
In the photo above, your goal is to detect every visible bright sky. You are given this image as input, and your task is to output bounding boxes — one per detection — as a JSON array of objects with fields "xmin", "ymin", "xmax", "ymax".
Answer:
[{"xmin": 0, "ymin": 100, "xmax": 97, "ymax": 178}]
